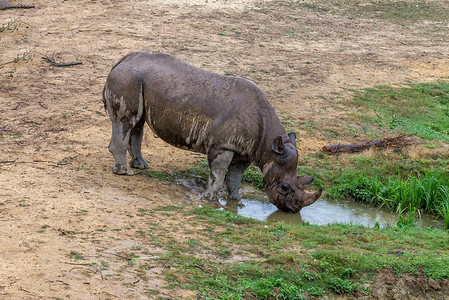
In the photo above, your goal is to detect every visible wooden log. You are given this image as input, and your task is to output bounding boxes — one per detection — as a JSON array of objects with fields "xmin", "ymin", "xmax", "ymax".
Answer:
[{"xmin": 322, "ymin": 135, "xmax": 408, "ymax": 154}]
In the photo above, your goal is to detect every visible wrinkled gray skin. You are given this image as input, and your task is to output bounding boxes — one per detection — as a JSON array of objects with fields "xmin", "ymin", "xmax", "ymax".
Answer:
[{"xmin": 103, "ymin": 52, "xmax": 323, "ymax": 213}]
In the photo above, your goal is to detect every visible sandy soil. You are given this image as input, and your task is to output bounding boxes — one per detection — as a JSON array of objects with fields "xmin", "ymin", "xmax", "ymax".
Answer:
[{"xmin": 1, "ymin": 0, "xmax": 448, "ymax": 298}]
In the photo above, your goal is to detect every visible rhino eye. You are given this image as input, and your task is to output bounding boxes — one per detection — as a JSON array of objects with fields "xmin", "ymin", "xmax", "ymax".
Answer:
[{"xmin": 277, "ymin": 182, "xmax": 292, "ymax": 195}]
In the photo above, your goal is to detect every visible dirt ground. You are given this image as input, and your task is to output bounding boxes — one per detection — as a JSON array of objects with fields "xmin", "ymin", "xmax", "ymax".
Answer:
[{"xmin": 1, "ymin": 0, "xmax": 448, "ymax": 299}]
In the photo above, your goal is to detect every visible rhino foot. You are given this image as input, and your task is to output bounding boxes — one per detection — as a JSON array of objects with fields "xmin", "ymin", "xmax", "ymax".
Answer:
[
  {"xmin": 130, "ymin": 158, "xmax": 149, "ymax": 170},
  {"xmin": 202, "ymin": 192, "xmax": 218, "ymax": 202},
  {"xmin": 113, "ymin": 163, "xmax": 134, "ymax": 175},
  {"xmin": 226, "ymin": 192, "xmax": 241, "ymax": 201}
]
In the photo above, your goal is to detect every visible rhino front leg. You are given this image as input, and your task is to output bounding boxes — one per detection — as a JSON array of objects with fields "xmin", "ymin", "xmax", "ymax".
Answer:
[
  {"xmin": 204, "ymin": 150, "xmax": 234, "ymax": 201},
  {"xmin": 225, "ymin": 158, "xmax": 250, "ymax": 201},
  {"xmin": 128, "ymin": 116, "xmax": 149, "ymax": 170}
]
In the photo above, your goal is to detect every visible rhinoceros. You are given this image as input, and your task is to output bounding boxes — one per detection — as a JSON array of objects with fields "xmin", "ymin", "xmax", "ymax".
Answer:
[{"xmin": 102, "ymin": 51, "xmax": 322, "ymax": 213}]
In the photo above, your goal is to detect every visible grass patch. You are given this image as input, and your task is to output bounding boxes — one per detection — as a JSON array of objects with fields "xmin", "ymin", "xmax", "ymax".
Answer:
[
  {"xmin": 328, "ymin": 168, "xmax": 449, "ymax": 227},
  {"xmin": 154, "ymin": 206, "xmax": 449, "ymax": 299},
  {"xmin": 242, "ymin": 166, "xmax": 264, "ymax": 190},
  {"xmin": 0, "ymin": 19, "xmax": 17, "ymax": 33},
  {"xmin": 298, "ymin": 0, "xmax": 449, "ymax": 23},
  {"xmin": 352, "ymin": 82, "xmax": 449, "ymax": 142},
  {"xmin": 347, "ymin": 0, "xmax": 449, "ymax": 23},
  {"xmin": 143, "ymin": 169, "xmax": 173, "ymax": 181},
  {"xmin": 70, "ymin": 251, "xmax": 85, "ymax": 260}
]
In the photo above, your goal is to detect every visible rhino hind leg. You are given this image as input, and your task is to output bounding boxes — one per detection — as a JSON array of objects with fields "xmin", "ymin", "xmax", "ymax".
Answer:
[
  {"xmin": 109, "ymin": 121, "xmax": 133, "ymax": 175},
  {"xmin": 225, "ymin": 158, "xmax": 250, "ymax": 201},
  {"xmin": 203, "ymin": 150, "xmax": 234, "ymax": 202},
  {"xmin": 105, "ymin": 77, "xmax": 145, "ymax": 176},
  {"xmin": 128, "ymin": 116, "xmax": 149, "ymax": 170}
]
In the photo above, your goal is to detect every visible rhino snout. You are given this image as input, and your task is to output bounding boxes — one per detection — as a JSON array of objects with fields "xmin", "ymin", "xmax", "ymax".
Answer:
[{"xmin": 268, "ymin": 180, "xmax": 324, "ymax": 213}]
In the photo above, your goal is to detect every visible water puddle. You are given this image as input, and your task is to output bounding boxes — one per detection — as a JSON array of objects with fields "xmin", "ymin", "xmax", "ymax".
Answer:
[
  {"xmin": 224, "ymin": 192, "xmax": 442, "ymax": 229},
  {"xmin": 178, "ymin": 179, "xmax": 443, "ymax": 229}
]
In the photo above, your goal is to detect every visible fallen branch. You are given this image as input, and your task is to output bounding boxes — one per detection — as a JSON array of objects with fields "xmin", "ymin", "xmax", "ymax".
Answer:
[
  {"xmin": 0, "ymin": 5, "xmax": 35, "ymax": 10},
  {"xmin": 44, "ymin": 128, "xmax": 66, "ymax": 132},
  {"xmin": 0, "ymin": 158, "xmax": 18, "ymax": 164},
  {"xmin": 18, "ymin": 287, "xmax": 43, "ymax": 299},
  {"xmin": 194, "ymin": 265, "xmax": 209, "ymax": 273},
  {"xmin": 12, "ymin": 102, "xmax": 23, "ymax": 110},
  {"xmin": 322, "ymin": 135, "xmax": 409, "ymax": 154},
  {"xmin": 42, "ymin": 56, "xmax": 82, "ymax": 67},
  {"xmin": 38, "ymin": 101, "xmax": 48, "ymax": 109},
  {"xmin": 0, "ymin": 125, "xmax": 7, "ymax": 134}
]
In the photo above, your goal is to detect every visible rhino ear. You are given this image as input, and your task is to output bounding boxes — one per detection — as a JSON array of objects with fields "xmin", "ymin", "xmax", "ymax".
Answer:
[
  {"xmin": 288, "ymin": 132, "xmax": 297, "ymax": 148},
  {"xmin": 271, "ymin": 136, "xmax": 285, "ymax": 155}
]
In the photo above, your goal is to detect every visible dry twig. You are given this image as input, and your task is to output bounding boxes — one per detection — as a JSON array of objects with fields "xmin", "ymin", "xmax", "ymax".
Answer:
[
  {"xmin": 42, "ymin": 56, "xmax": 82, "ymax": 67},
  {"xmin": 12, "ymin": 102, "xmax": 23, "ymax": 110},
  {"xmin": 38, "ymin": 101, "xmax": 48, "ymax": 109},
  {"xmin": 0, "ymin": 158, "xmax": 18, "ymax": 164},
  {"xmin": 44, "ymin": 128, "xmax": 66, "ymax": 132}
]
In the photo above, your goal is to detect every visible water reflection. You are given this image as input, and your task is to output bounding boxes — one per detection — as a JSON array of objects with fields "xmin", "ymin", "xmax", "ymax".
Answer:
[
  {"xmin": 220, "ymin": 191, "xmax": 442, "ymax": 229},
  {"xmin": 267, "ymin": 210, "xmax": 303, "ymax": 224}
]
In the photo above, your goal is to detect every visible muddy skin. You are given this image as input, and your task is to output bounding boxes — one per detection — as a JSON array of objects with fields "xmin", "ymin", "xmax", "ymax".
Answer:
[{"xmin": 103, "ymin": 52, "xmax": 323, "ymax": 212}]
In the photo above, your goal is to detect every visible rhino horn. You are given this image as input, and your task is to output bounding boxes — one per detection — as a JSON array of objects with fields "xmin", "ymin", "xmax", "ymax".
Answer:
[
  {"xmin": 296, "ymin": 175, "xmax": 314, "ymax": 189},
  {"xmin": 302, "ymin": 186, "xmax": 323, "ymax": 207}
]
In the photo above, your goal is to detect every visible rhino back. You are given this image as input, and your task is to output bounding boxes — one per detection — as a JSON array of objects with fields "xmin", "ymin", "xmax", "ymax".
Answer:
[{"xmin": 111, "ymin": 52, "xmax": 284, "ymax": 158}]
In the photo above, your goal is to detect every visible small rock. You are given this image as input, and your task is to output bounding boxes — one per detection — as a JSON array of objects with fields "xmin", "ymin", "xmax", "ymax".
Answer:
[{"xmin": 428, "ymin": 278, "xmax": 440, "ymax": 290}]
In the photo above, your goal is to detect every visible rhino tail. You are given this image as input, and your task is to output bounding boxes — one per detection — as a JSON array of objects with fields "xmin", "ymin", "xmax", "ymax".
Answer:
[
  {"xmin": 102, "ymin": 85, "xmax": 107, "ymax": 112},
  {"xmin": 137, "ymin": 78, "xmax": 145, "ymax": 123}
]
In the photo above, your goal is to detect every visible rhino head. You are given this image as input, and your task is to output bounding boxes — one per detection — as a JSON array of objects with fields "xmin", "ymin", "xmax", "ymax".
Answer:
[{"xmin": 263, "ymin": 132, "xmax": 323, "ymax": 213}]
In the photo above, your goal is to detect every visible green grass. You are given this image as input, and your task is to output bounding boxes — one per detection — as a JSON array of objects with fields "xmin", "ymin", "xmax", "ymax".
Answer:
[
  {"xmin": 352, "ymin": 82, "xmax": 449, "ymax": 142},
  {"xmin": 438, "ymin": 202, "xmax": 449, "ymax": 231},
  {"xmin": 327, "ymin": 169, "xmax": 449, "ymax": 228},
  {"xmin": 298, "ymin": 0, "xmax": 449, "ymax": 23},
  {"xmin": 153, "ymin": 206, "xmax": 449, "ymax": 299},
  {"xmin": 242, "ymin": 166, "xmax": 264, "ymax": 190},
  {"xmin": 348, "ymin": 1, "xmax": 449, "ymax": 23},
  {"xmin": 142, "ymin": 169, "xmax": 173, "ymax": 181}
]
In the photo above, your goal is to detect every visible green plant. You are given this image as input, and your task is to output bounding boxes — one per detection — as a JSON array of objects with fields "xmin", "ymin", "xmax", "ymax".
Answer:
[
  {"xmin": 437, "ymin": 199, "xmax": 449, "ymax": 231},
  {"xmin": 0, "ymin": 19, "xmax": 17, "ymax": 32},
  {"xmin": 242, "ymin": 166, "xmax": 264, "ymax": 190},
  {"xmin": 13, "ymin": 50, "xmax": 33, "ymax": 63},
  {"xmin": 328, "ymin": 169, "xmax": 449, "ymax": 217},
  {"xmin": 70, "ymin": 251, "xmax": 85, "ymax": 260}
]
